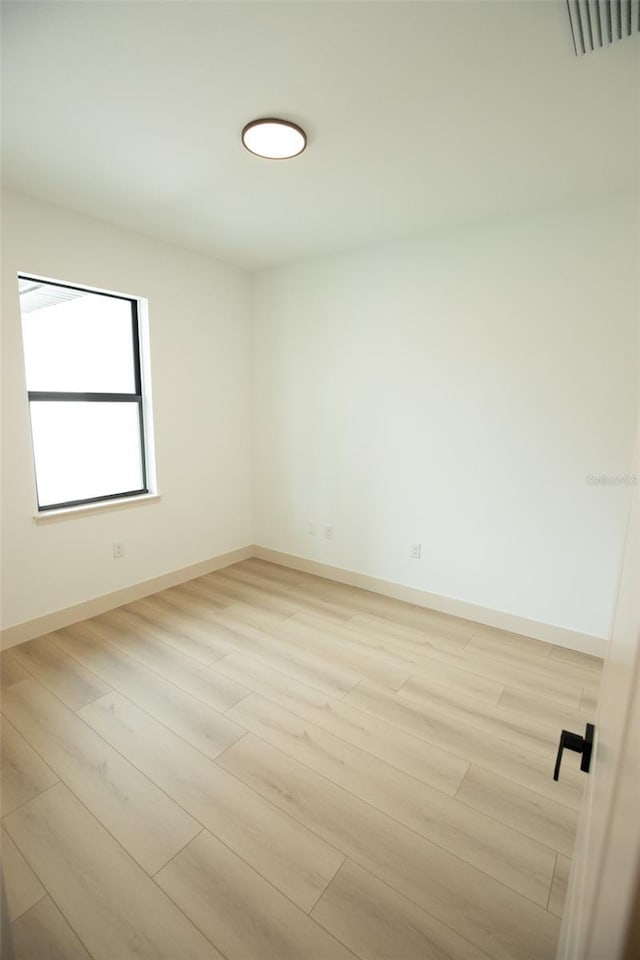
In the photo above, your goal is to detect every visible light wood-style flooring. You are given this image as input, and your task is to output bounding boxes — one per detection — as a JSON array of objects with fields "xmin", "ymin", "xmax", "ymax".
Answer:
[{"xmin": 1, "ymin": 558, "xmax": 602, "ymax": 960}]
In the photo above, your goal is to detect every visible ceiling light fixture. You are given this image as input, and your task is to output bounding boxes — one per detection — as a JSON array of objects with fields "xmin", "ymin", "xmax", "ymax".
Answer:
[{"xmin": 241, "ymin": 118, "xmax": 307, "ymax": 160}]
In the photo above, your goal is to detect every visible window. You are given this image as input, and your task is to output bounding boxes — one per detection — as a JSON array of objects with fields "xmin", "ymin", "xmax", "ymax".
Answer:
[{"xmin": 18, "ymin": 275, "xmax": 152, "ymax": 512}]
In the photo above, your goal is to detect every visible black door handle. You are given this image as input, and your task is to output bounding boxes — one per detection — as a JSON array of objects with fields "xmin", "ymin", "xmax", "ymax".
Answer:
[{"xmin": 553, "ymin": 723, "xmax": 595, "ymax": 781}]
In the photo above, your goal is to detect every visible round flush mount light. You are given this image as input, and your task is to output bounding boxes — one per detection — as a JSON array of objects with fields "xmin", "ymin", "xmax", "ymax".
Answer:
[{"xmin": 241, "ymin": 118, "xmax": 307, "ymax": 160}]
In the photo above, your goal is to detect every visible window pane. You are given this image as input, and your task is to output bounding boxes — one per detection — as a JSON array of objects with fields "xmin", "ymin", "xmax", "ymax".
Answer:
[
  {"xmin": 20, "ymin": 282, "xmax": 136, "ymax": 393},
  {"xmin": 29, "ymin": 401, "xmax": 145, "ymax": 507}
]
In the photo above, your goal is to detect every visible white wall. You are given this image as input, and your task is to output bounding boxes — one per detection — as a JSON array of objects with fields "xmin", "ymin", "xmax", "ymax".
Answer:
[
  {"xmin": 252, "ymin": 196, "xmax": 638, "ymax": 640},
  {"xmin": 1, "ymin": 191, "xmax": 253, "ymax": 630}
]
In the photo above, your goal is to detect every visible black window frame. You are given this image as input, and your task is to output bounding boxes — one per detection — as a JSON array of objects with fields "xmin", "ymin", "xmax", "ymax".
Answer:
[{"xmin": 19, "ymin": 274, "xmax": 149, "ymax": 512}]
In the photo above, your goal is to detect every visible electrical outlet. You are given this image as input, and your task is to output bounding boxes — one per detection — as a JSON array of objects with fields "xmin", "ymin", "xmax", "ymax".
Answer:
[
  {"xmin": 410, "ymin": 542, "xmax": 421, "ymax": 560},
  {"xmin": 323, "ymin": 525, "xmax": 334, "ymax": 540},
  {"xmin": 306, "ymin": 521, "xmax": 316, "ymax": 536},
  {"xmin": 112, "ymin": 541, "xmax": 125, "ymax": 559}
]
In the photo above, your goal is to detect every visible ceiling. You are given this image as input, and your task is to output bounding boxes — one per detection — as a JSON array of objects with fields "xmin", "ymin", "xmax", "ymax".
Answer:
[{"xmin": 2, "ymin": 0, "xmax": 638, "ymax": 269}]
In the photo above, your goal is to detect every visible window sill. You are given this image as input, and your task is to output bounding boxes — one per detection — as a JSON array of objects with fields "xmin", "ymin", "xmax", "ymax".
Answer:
[{"xmin": 33, "ymin": 492, "xmax": 161, "ymax": 523}]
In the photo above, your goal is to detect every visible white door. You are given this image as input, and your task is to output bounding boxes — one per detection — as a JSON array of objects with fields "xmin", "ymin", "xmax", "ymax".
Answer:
[{"xmin": 557, "ymin": 436, "xmax": 640, "ymax": 959}]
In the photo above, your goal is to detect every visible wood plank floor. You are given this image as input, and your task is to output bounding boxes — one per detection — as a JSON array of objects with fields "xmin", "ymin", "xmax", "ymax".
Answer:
[{"xmin": 0, "ymin": 558, "xmax": 601, "ymax": 960}]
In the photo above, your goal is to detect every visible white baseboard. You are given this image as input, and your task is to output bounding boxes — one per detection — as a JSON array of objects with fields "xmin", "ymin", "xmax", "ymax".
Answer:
[
  {"xmin": 0, "ymin": 546, "xmax": 253, "ymax": 650},
  {"xmin": 254, "ymin": 546, "xmax": 606, "ymax": 658},
  {"xmin": 1, "ymin": 542, "xmax": 606, "ymax": 658}
]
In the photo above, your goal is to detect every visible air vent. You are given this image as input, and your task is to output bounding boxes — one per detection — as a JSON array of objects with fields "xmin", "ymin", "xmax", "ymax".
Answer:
[
  {"xmin": 18, "ymin": 279, "xmax": 87, "ymax": 314},
  {"xmin": 567, "ymin": 1, "xmax": 640, "ymax": 55}
]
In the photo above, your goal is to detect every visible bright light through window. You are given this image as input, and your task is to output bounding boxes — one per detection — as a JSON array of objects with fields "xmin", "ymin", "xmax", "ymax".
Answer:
[
  {"xmin": 22, "ymin": 292, "xmax": 135, "ymax": 393},
  {"xmin": 18, "ymin": 276, "xmax": 151, "ymax": 511},
  {"xmin": 29, "ymin": 402, "xmax": 144, "ymax": 507}
]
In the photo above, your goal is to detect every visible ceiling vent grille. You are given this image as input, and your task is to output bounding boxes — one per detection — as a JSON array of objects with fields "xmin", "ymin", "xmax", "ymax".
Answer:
[{"xmin": 567, "ymin": 0, "xmax": 640, "ymax": 54}]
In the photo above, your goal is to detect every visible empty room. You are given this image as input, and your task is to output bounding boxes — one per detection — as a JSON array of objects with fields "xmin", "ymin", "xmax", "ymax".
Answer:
[{"xmin": 1, "ymin": 2, "xmax": 639, "ymax": 959}]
